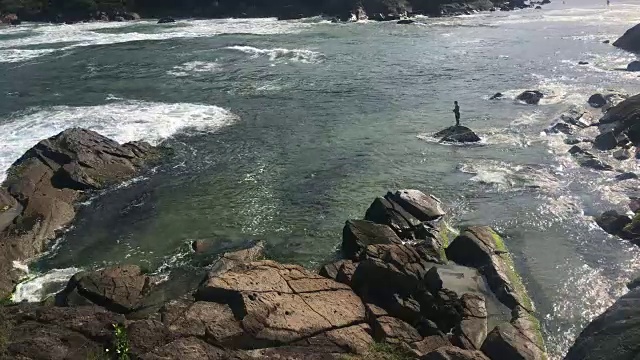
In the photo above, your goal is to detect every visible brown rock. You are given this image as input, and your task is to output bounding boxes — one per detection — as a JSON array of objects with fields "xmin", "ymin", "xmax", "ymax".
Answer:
[
  {"xmin": 320, "ymin": 259, "xmax": 356, "ymax": 286},
  {"xmin": 195, "ymin": 260, "xmax": 366, "ymax": 349},
  {"xmin": 373, "ymin": 316, "xmax": 422, "ymax": 345},
  {"xmin": 342, "ymin": 220, "xmax": 402, "ymax": 260},
  {"xmin": 205, "ymin": 241, "xmax": 265, "ymax": 279},
  {"xmin": 127, "ymin": 320, "xmax": 175, "ymax": 355},
  {"xmin": 56, "ymin": 265, "xmax": 153, "ymax": 314},
  {"xmin": 411, "ymin": 335, "xmax": 452, "ymax": 357},
  {"xmin": 481, "ymin": 323, "xmax": 545, "ymax": 360},
  {"xmin": 140, "ymin": 337, "xmax": 235, "ymax": 360},
  {"xmin": 0, "ymin": 128, "xmax": 159, "ymax": 298},
  {"xmin": 421, "ymin": 346, "xmax": 490, "ymax": 360}
]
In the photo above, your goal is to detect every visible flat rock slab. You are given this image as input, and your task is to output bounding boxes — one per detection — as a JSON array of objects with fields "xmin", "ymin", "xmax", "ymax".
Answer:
[{"xmin": 195, "ymin": 260, "xmax": 367, "ymax": 347}]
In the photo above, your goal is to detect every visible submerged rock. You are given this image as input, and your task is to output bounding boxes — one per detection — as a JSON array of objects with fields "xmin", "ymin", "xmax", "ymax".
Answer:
[
  {"xmin": 596, "ymin": 210, "xmax": 632, "ymax": 237},
  {"xmin": 516, "ymin": 90, "xmax": 544, "ymax": 105},
  {"xmin": 489, "ymin": 92, "xmax": 503, "ymax": 100},
  {"xmin": 568, "ymin": 146, "xmax": 614, "ymax": 171},
  {"xmin": 158, "ymin": 17, "xmax": 176, "ymax": 23},
  {"xmin": 616, "ymin": 172, "xmax": 638, "ymax": 181},
  {"xmin": 434, "ymin": 126, "xmax": 481, "ymax": 143},
  {"xmin": 397, "ymin": 19, "xmax": 415, "ymax": 24},
  {"xmin": 614, "ymin": 23, "xmax": 640, "ymax": 53}
]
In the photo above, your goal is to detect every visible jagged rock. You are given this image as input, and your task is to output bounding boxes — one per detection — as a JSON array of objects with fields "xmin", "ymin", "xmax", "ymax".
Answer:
[
  {"xmin": 158, "ymin": 17, "xmax": 176, "ymax": 23},
  {"xmin": 0, "ymin": 187, "xmax": 20, "ymax": 233},
  {"xmin": 627, "ymin": 61, "xmax": 640, "ymax": 72},
  {"xmin": 434, "ymin": 126, "xmax": 481, "ymax": 143},
  {"xmin": 364, "ymin": 190, "xmax": 445, "ymax": 245},
  {"xmin": 597, "ymin": 93, "xmax": 640, "ymax": 141},
  {"xmin": 595, "ymin": 210, "xmax": 632, "ymax": 237},
  {"xmin": 320, "ymin": 259, "xmax": 357, "ymax": 287},
  {"xmin": 195, "ymin": 260, "xmax": 368, "ymax": 348},
  {"xmin": 481, "ymin": 323, "xmax": 545, "ymax": 360},
  {"xmin": 489, "ymin": 92, "xmax": 503, "ymax": 100},
  {"xmin": 594, "ymin": 131, "xmax": 622, "ymax": 150},
  {"xmin": 564, "ymin": 288, "xmax": 640, "ymax": 360},
  {"xmin": 342, "ymin": 220, "xmax": 402, "ymax": 260},
  {"xmin": 613, "ymin": 148, "xmax": 631, "ymax": 160},
  {"xmin": 422, "ymin": 346, "xmax": 490, "ymax": 360},
  {"xmin": 0, "ymin": 128, "xmax": 159, "ymax": 298},
  {"xmin": 516, "ymin": 91, "xmax": 544, "ymax": 105},
  {"xmin": 588, "ymin": 94, "xmax": 607, "ymax": 108},
  {"xmin": 56, "ymin": 265, "xmax": 153, "ymax": 314}
]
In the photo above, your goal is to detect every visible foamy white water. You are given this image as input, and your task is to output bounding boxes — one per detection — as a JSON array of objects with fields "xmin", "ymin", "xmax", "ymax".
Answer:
[
  {"xmin": 12, "ymin": 267, "xmax": 81, "ymax": 302},
  {"xmin": 0, "ymin": 18, "xmax": 313, "ymax": 63},
  {"xmin": 225, "ymin": 45, "xmax": 325, "ymax": 63},
  {"xmin": 0, "ymin": 100, "xmax": 237, "ymax": 180}
]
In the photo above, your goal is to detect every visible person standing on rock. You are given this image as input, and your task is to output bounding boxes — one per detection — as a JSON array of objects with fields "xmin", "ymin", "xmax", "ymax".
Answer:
[{"xmin": 453, "ymin": 101, "xmax": 461, "ymax": 126}]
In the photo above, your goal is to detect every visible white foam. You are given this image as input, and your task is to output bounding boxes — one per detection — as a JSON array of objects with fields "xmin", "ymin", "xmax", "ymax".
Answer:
[
  {"xmin": 0, "ymin": 100, "xmax": 237, "ymax": 181},
  {"xmin": 12, "ymin": 267, "xmax": 81, "ymax": 303},
  {"xmin": 225, "ymin": 45, "xmax": 324, "ymax": 63},
  {"xmin": 460, "ymin": 160, "xmax": 562, "ymax": 191},
  {"xmin": 167, "ymin": 61, "xmax": 221, "ymax": 77},
  {"xmin": 0, "ymin": 18, "xmax": 312, "ymax": 62},
  {"xmin": 0, "ymin": 48, "xmax": 59, "ymax": 63}
]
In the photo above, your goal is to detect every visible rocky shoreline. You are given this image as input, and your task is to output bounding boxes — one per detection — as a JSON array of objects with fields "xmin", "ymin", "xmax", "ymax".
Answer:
[
  {"xmin": 0, "ymin": 128, "xmax": 547, "ymax": 359},
  {"xmin": 0, "ymin": 0, "xmax": 548, "ymax": 25}
]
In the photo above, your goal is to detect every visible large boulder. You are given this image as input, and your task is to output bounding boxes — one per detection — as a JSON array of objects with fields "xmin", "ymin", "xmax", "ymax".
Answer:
[
  {"xmin": 195, "ymin": 260, "xmax": 369, "ymax": 349},
  {"xmin": 564, "ymin": 288, "xmax": 640, "ymax": 360},
  {"xmin": 593, "ymin": 131, "xmax": 626, "ymax": 151},
  {"xmin": 516, "ymin": 91, "xmax": 544, "ymax": 105},
  {"xmin": 613, "ymin": 23, "xmax": 640, "ymax": 53},
  {"xmin": 481, "ymin": 323, "xmax": 545, "ymax": 360},
  {"xmin": 0, "ymin": 128, "xmax": 159, "ymax": 298},
  {"xmin": 56, "ymin": 265, "xmax": 153, "ymax": 314},
  {"xmin": 434, "ymin": 126, "xmax": 481, "ymax": 143},
  {"xmin": 364, "ymin": 190, "xmax": 446, "ymax": 253},
  {"xmin": 342, "ymin": 220, "xmax": 402, "ymax": 260}
]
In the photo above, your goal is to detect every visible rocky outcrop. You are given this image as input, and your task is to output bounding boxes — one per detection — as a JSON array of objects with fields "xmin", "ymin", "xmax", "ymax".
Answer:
[
  {"xmin": 0, "ymin": 186, "xmax": 546, "ymax": 360},
  {"xmin": 613, "ymin": 23, "xmax": 640, "ymax": 53},
  {"xmin": 568, "ymin": 145, "xmax": 614, "ymax": 171},
  {"xmin": 0, "ymin": 128, "xmax": 160, "ymax": 299},
  {"xmin": 55, "ymin": 265, "xmax": 153, "ymax": 314},
  {"xmin": 597, "ymin": 93, "xmax": 640, "ymax": 145},
  {"xmin": 434, "ymin": 126, "xmax": 482, "ymax": 143},
  {"xmin": 564, "ymin": 287, "xmax": 640, "ymax": 360},
  {"xmin": 517, "ymin": 91, "xmax": 544, "ymax": 105}
]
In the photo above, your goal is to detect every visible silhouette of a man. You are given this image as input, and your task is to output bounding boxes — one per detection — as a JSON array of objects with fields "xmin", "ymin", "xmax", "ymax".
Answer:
[{"xmin": 453, "ymin": 101, "xmax": 460, "ymax": 126}]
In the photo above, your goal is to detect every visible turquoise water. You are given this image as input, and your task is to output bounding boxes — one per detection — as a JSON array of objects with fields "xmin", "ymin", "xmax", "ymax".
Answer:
[{"xmin": 2, "ymin": 1, "xmax": 640, "ymax": 357}]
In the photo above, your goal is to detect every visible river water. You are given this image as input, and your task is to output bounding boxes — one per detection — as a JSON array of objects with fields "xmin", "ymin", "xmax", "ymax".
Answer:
[{"xmin": 2, "ymin": 0, "xmax": 640, "ymax": 357}]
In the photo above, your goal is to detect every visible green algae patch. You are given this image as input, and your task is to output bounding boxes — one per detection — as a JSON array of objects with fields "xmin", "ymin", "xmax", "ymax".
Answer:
[
  {"xmin": 341, "ymin": 342, "xmax": 414, "ymax": 360},
  {"xmin": 438, "ymin": 221, "xmax": 458, "ymax": 262},
  {"xmin": 489, "ymin": 228, "xmax": 546, "ymax": 356}
]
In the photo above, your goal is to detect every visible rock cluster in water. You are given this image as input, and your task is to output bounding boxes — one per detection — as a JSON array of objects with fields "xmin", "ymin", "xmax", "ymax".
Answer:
[
  {"xmin": 0, "ymin": 132, "xmax": 547, "ymax": 359},
  {"xmin": 0, "ymin": 0, "xmax": 548, "ymax": 25}
]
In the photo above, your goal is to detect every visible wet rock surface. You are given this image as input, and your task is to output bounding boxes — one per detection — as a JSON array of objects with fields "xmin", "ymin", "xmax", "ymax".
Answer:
[{"xmin": 0, "ymin": 128, "xmax": 160, "ymax": 298}]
